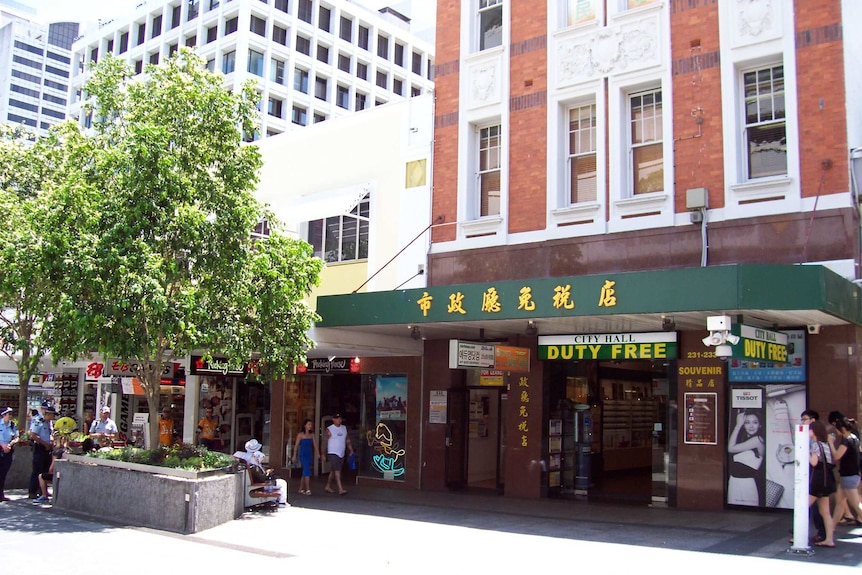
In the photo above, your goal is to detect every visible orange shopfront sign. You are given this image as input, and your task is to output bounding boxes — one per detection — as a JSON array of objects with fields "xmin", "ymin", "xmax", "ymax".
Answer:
[{"xmin": 494, "ymin": 346, "xmax": 530, "ymax": 373}]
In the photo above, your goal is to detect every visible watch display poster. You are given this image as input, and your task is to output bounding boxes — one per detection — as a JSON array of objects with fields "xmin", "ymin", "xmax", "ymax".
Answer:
[{"xmin": 726, "ymin": 383, "xmax": 805, "ymax": 509}]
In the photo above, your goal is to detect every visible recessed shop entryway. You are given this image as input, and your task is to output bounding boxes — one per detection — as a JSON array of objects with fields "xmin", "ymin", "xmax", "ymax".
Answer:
[
  {"xmin": 547, "ymin": 359, "xmax": 674, "ymax": 505},
  {"xmin": 445, "ymin": 370, "xmax": 507, "ymax": 493}
]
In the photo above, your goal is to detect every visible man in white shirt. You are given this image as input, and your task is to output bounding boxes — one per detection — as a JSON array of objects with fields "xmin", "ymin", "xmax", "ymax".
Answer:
[
  {"xmin": 323, "ymin": 413, "xmax": 353, "ymax": 495},
  {"xmin": 89, "ymin": 406, "xmax": 118, "ymax": 444}
]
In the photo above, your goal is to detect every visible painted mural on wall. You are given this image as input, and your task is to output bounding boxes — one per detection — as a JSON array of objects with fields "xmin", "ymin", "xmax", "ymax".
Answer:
[{"xmin": 364, "ymin": 375, "xmax": 407, "ymax": 480}]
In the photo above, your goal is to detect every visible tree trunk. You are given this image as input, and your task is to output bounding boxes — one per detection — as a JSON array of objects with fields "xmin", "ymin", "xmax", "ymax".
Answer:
[
  {"xmin": 16, "ymin": 379, "xmax": 29, "ymax": 435},
  {"xmin": 15, "ymin": 344, "xmax": 37, "ymax": 434},
  {"xmin": 143, "ymin": 375, "xmax": 161, "ymax": 449}
]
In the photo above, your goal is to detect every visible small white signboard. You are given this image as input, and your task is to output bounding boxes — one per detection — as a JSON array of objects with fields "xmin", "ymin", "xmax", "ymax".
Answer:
[{"xmin": 448, "ymin": 340, "xmax": 495, "ymax": 369}]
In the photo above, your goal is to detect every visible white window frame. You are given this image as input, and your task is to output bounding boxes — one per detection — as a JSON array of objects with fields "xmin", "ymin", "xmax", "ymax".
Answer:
[
  {"xmin": 459, "ymin": 120, "xmax": 505, "ymax": 240},
  {"xmin": 607, "ymin": 77, "xmax": 671, "ymax": 232},
  {"xmin": 550, "ymin": 91, "xmax": 604, "ymax": 233},
  {"xmin": 307, "ymin": 194, "xmax": 371, "ymax": 263},
  {"xmin": 567, "ymin": 102, "xmax": 597, "ymax": 204},
  {"xmin": 742, "ymin": 63, "xmax": 787, "ymax": 181},
  {"xmin": 562, "ymin": 0, "xmax": 602, "ymax": 29},
  {"xmin": 477, "ymin": 123, "xmax": 502, "ymax": 217},
  {"xmin": 628, "ymin": 87, "xmax": 663, "ymax": 196},
  {"xmin": 477, "ymin": 0, "xmax": 504, "ymax": 52}
]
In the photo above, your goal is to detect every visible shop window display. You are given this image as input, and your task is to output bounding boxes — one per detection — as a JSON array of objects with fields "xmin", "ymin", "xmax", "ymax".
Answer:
[
  {"xmin": 282, "ymin": 375, "xmax": 317, "ymax": 465},
  {"xmin": 198, "ymin": 377, "xmax": 233, "ymax": 452}
]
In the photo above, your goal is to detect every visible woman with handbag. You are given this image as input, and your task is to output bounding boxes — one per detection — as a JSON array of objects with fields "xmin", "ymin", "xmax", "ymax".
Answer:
[{"xmin": 809, "ymin": 420, "xmax": 837, "ymax": 548}]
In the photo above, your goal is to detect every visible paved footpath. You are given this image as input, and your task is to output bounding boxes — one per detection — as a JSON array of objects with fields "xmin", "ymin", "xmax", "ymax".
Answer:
[{"xmin": 2, "ymin": 481, "xmax": 862, "ymax": 573}]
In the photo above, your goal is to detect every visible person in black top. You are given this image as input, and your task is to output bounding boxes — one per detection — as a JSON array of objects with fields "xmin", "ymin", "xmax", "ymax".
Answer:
[{"xmin": 831, "ymin": 417, "xmax": 862, "ymax": 527}]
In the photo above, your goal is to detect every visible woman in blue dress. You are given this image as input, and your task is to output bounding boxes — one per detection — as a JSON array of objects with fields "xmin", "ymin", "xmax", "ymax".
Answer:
[{"xmin": 292, "ymin": 419, "xmax": 320, "ymax": 495}]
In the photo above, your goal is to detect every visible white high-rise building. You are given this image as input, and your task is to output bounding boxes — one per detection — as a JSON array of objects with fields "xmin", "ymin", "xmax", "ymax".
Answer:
[
  {"xmin": 68, "ymin": 0, "xmax": 435, "ymax": 139},
  {"xmin": 0, "ymin": 3, "xmax": 78, "ymax": 136}
]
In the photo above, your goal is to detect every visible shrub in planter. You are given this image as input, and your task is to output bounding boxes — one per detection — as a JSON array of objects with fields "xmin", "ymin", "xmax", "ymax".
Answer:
[{"xmin": 87, "ymin": 443, "xmax": 235, "ymax": 472}]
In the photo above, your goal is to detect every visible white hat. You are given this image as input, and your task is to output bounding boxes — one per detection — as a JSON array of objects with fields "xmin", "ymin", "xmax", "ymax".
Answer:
[
  {"xmin": 245, "ymin": 439, "xmax": 262, "ymax": 452},
  {"xmin": 100, "ymin": 406, "xmax": 111, "ymax": 413}
]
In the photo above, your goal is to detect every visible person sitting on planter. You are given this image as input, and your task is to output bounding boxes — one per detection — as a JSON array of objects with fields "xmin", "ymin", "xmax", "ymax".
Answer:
[
  {"xmin": 81, "ymin": 409, "xmax": 94, "ymax": 435},
  {"xmin": 35, "ymin": 437, "xmax": 67, "ymax": 504},
  {"xmin": 89, "ymin": 406, "xmax": 118, "ymax": 446},
  {"xmin": 242, "ymin": 438, "xmax": 288, "ymax": 507}
]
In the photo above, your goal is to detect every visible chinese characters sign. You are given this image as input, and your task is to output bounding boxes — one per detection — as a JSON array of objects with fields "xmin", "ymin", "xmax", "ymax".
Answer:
[
  {"xmin": 517, "ymin": 376, "xmax": 530, "ymax": 448},
  {"xmin": 416, "ymin": 279, "xmax": 618, "ymax": 319},
  {"xmin": 678, "ymin": 363, "xmax": 720, "ymax": 391}
]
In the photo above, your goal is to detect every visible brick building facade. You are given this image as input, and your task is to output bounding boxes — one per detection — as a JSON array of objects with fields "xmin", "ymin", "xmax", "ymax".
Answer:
[{"xmin": 316, "ymin": 0, "xmax": 862, "ymax": 511}]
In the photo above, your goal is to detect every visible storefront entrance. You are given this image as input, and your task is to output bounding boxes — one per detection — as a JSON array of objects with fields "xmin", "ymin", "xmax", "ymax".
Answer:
[
  {"xmin": 466, "ymin": 387, "xmax": 505, "ymax": 491},
  {"xmin": 547, "ymin": 359, "xmax": 674, "ymax": 505},
  {"xmin": 445, "ymin": 370, "xmax": 507, "ymax": 492}
]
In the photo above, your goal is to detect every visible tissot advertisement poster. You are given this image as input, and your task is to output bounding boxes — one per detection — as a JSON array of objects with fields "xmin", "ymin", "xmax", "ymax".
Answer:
[{"xmin": 726, "ymin": 383, "xmax": 806, "ymax": 509}]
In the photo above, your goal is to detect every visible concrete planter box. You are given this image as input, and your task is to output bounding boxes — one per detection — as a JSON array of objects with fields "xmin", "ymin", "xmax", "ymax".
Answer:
[
  {"xmin": 5, "ymin": 445, "xmax": 33, "ymax": 489},
  {"xmin": 54, "ymin": 454, "xmax": 244, "ymax": 534}
]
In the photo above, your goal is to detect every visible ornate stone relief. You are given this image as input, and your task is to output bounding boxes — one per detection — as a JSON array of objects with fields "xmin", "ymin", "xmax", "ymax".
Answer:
[
  {"xmin": 471, "ymin": 62, "xmax": 498, "ymax": 104},
  {"xmin": 557, "ymin": 16, "xmax": 658, "ymax": 85},
  {"xmin": 737, "ymin": 0, "xmax": 772, "ymax": 37}
]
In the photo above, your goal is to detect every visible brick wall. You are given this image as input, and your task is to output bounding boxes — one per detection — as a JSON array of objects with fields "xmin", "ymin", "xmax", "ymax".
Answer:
[
  {"xmin": 431, "ymin": 0, "xmax": 462, "ymax": 243},
  {"xmin": 670, "ymin": 1, "xmax": 725, "ymax": 211},
  {"xmin": 794, "ymin": 1, "xmax": 848, "ymax": 196},
  {"xmin": 508, "ymin": 1, "xmax": 548, "ymax": 233}
]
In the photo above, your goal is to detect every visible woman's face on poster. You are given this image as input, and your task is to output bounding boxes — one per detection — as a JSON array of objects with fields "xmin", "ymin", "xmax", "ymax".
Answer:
[{"xmin": 744, "ymin": 413, "xmax": 761, "ymax": 435}]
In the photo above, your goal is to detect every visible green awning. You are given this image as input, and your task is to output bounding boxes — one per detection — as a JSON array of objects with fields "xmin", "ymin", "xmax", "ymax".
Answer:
[{"xmin": 315, "ymin": 264, "xmax": 862, "ymax": 328}]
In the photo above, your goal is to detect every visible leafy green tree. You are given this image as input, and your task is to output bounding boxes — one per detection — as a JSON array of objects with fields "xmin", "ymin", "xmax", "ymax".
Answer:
[
  {"xmin": 55, "ymin": 50, "xmax": 322, "ymax": 444},
  {"xmin": 0, "ymin": 123, "xmax": 96, "ymax": 427}
]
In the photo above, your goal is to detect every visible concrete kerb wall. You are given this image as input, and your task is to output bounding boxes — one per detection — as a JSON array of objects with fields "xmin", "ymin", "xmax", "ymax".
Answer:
[
  {"xmin": 5, "ymin": 447, "xmax": 31, "ymax": 489},
  {"xmin": 53, "ymin": 458, "xmax": 244, "ymax": 534}
]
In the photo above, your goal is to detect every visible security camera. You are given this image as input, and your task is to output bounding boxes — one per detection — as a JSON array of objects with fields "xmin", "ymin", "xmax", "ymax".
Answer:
[
  {"xmin": 715, "ymin": 344, "xmax": 733, "ymax": 358},
  {"xmin": 702, "ymin": 333, "xmax": 723, "ymax": 347},
  {"xmin": 807, "ymin": 324, "xmax": 821, "ymax": 335},
  {"xmin": 706, "ymin": 315, "xmax": 732, "ymax": 332}
]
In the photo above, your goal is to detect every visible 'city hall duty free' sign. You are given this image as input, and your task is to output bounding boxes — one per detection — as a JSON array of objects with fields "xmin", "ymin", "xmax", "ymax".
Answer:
[
  {"xmin": 537, "ymin": 332, "xmax": 679, "ymax": 360},
  {"xmin": 731, "ymin": 324, "xmax": 788, "ymax": 362}
]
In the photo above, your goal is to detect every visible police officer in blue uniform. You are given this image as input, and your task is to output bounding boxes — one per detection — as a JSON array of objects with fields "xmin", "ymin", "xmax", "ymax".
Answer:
[
  {"xmin": 0, "ymin": 406, "xmax": 20, "ymax": 502},
  {"xmin": 29, "ymin": 403, "xmax": 55, "ymax": 499}
]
